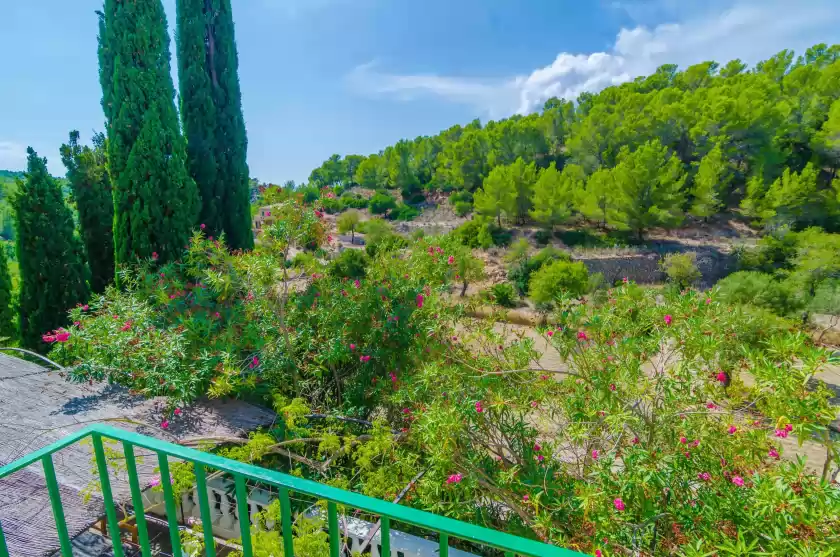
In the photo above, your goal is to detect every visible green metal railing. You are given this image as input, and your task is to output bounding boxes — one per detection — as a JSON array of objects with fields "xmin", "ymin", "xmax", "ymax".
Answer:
[{"xmin": 0, "ymin": 424, "xmax": 587, "ymax": 557}]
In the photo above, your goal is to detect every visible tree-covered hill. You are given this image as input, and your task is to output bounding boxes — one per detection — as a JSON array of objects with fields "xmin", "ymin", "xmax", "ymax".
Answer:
[{"xmin": 303, "ymin": 44, "xmax": 840, "ymax": 234}]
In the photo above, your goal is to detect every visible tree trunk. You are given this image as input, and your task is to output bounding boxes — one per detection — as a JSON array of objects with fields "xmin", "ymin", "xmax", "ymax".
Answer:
[
  {"xmin": 497, "ymin": 213, "xmax": 501, "ymax": 228},
  {"xmin": 461, "ymin": 281, "xmax": 468, "ymax": 297}
]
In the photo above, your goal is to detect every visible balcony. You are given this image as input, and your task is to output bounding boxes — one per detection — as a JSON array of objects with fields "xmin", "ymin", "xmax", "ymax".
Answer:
[{"xmin": 0, "ymin": 424, "xmax": 585, "ymax": 557}]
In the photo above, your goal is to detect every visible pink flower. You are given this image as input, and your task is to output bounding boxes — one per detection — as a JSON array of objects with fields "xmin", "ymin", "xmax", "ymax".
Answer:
[
  {"xmin": 622, "ymin": 277, "xmax": 628, "ymax": 284},
  {"xmin": 161, "ymin": 420, "xmax": 169, "ymax": 429},
  {"xmin": 446, "ymin": 473, "xmax": 463, "ymax": 485},
  {"xmin": 536, "ymin": 454, "xmax": 544, "ymax": 462},
  {"xmin": 390, "ymin": 372, "xmax": 397, "ymax": 383},
  {"xmin": 174, "ymin": 408, "xmax": 182, "ymax": 416},
  {"xmin": 540, "ymin": 374, "xmax": 549, "ymax": 380},
  {"xmin": 784, "ymin": 423, "xmax": 793, "ymax": 432},
  {"xmin": 522, "ymin": 494, "xmax": 529, "ymax": 502},
  {"xmin": 577, "ymin": 331, "xmax": 588, "ymax": 341},
  {"xmin": 591, "ymin": 450, "xmax": 599, "ymax": 460},
  {"xmin": 596, "ymin": 551, "xmax": 603, "ymax": 557},
  {"xmin": 151, "ymin": 251, "xmax": 158, "ymax": 261},
  {"xmin": 74, "ymin": 321, "xmax": 81, "ymax": 327},
  {"xmin": 214, "ymin": 312, "xmax": 220, "ymax": 318},
  {"xmin": 82, "ymin": 304, "xmax": 89, "ymax": 311},
  {"xmin": 249, "ymin": 356, "xmax": 260, "ymax": 369},
  {"xmin": 120, "ymin": 321, "xmax": 132, "ymax": 332},
  {"xmin": 774, "ymin": 429, "xmax": 788, "ymax": 438},
  {"xmin": 402, "ymin": 408, "xmax": 411, "ymax": 414},
  {"xmin": 698, "ymin": 472, "xmax": 711, "ymax": 481},
  {"xmin": 613, "ymin": 498, "xmax": 625, "ymax": 511},
  {"xmin": 534, "ymin": 443, "xmax": 542, "ymax": 452},
  {"xmin": 632, "ymin": 437, "xmax": 639, "ymax": 445},
  {"xmin": 360, "ymin": 355, "xmax": 371, "ymax": 363},
  {"xmin": 706, "ymin": 402, "xmax": 717, "ymax": 409},
  {"xmin": 475, "ymin": 401, "xmax": 484, "ymax": 413},
  {"xmin": 200, "ymin": 223, "xmax": 206, "ymax": 230},
  {"xmin": 679, "ymin": 436, "xmax": 687, "ymax": 444},
  {"xmin": 609, "ymin": 383, "xmax": 616, "ymax": 391},
  {"xmin": 350, "ymin": 343, "xmax": 356, "ymax": 351},
  {"xmin": 705, "ymin": 298, "xmax": 712, "ymax": 305},
  {"xmin": 530, "ymin": 400, "xmax": 539, "ymax": 408},
  {"xmin": 416, "ymin": 293, "xmax": 425, "ymax": 309},
  {"xmin": 42, "ymin": 334, "xmax": 57, "ymax": 343},
  {"xmin": 731, "ymin": 476, "xmax": 744, "ymax": 487},
  {"xmin": 547, "ymin": 330, "xmax": 554, "ymax": 337},
  {"xmin": 664, "ymin": 314, "xmax": 673, "ymax": 326},
  {"xmin": 768, "ymin": 448, "xmax": 780, "ymax": 459},
  {"xmin": 341, "ymin": 289, "xmax": 348, "ymax": 297},
  {"xmin": 354, "ymin": 279, "xmax": 361, "ymax": 288},
  {"xmin": 266, "ymin": 211, "xmax": 271, "ymax": 216},
  {"xmin": 148, "ymin": 475, "xmax": 161, "ymax": 487},
  {"xmin": 447, "ymin": 255, "xmax": 455, "ymax": 265},
  {"xmin": 327, "ymin": 235, "xmax": 333, "ymax": 242},
  {"xmin": 716, "ymin": 371, "xmax": 727, "ymax": 383},
  {"xmin": 728, "ymin": 425, "xmax": 738, "ymax": 434},
  {"xmin": 692, "ymin": 439, "xmax": 700, "ymax": 447}
]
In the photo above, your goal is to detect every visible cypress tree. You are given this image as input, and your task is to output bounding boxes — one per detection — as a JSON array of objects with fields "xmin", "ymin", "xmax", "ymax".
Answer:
[
  {"xmin": 176, "ymin": 0, "xmax": 253, "ymax": 250},
  {"xmin": 0, "ymin": 246, "xmax": 15, "ymax": 342},
  {"xmin": 60, "ymin": 131, "xmax": 115, "ymax": 293},
  {"xmin": 13, "ymin": 148, "xmax": 89, "ymax": 350},
  {"xmin": 99, "ymin": 0, "xmax": 199, "ymax": 266}
]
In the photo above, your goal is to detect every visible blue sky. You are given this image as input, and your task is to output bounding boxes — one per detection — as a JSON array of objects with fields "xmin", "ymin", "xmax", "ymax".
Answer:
[{"xmin": 2, "ymin": 0, "xmax": 839, "ymax": 184}]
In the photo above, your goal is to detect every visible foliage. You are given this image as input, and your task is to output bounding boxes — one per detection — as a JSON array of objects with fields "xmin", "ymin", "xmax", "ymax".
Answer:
[
  {"xmin": 744, "ymin": 163, "xmax": 839, "ymax": 230},
  {"xmin": 336, "ymin": 210, "xmax": 361, "ymax": 241},
  {"xmin": 716, "ymin": 271, "xmax": 804, "ymax": 316},
  {"xmin": 369, "ymin": 192, "xmax": 397, "ymax": 215},
  {"xmin": 340, "ymin": 192, "xmax": 369, "ymax": 210},
  {"xmin": 474, "ymin": 158, "xmax": 537, "ymax": 226},
  {"xmin": 99, "ymin": 0, "xmax": 200, "ymax": 265},
  {"xmin": 13, "ymin": 148, "xmax": 89, "ymax": 350},
  {"xmin": 489, "ymin": 282, "xmax": 517, "ymax": 308},
  {"xmin": 0, "ymin": 246, "xmax": 15, "ymax": 341},
  {"xmin": 452, "ymin": 218, "xmax": 509, "ymax": 249},
  {"xmin": 530, "ymin": 162, "xmax": 580, "ymax": 230},
  {"xmin": 528, "ymin": 259, "xmax": 589, "ymax": 304},
  {"xmin": 361, "ymin": 219, "xmax": 408, "ymax": 257},
  {"xmin": 508, "ymin": 246, "xmax": 571, "ymax": 295},
  {"xmin": 660, "ymin": 252, "xmax": 702, "ymax": 288},
  {"xmin": 389, "ymin": 202, "xmax": 420, "ymax": 221},
  {"xmin": 453, "ymin": 201, "xmax": 473, "ymax": 217},
  {"xmin": 328, "ymin": 249, "xmax": 368, "ymax": 279},
  {"xmin": 60, "ymin": 130, "xmax": 115, "ymax": 293},
  {"xmin": 690, "ymin": 143, "xmax": 730, "ymax": 219}
]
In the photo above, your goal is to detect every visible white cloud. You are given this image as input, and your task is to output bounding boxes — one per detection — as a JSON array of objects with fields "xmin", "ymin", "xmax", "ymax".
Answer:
[
  {"xmin": 348, "ymin": 0, "xmax": 840, "ymax": 117},
  {"xmin": 0, "ymin": 141, "xmax": 26, "ymax": 171}
]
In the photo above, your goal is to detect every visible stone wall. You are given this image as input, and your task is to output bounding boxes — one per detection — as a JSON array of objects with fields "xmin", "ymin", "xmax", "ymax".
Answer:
[{"xmin": 575, "ymin": 245, "xmax": 736, "ymax": 288}]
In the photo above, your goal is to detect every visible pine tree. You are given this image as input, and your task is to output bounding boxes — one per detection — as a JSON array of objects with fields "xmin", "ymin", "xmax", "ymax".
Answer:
[
  {"xmin": 60, "ymin": 131, "xmax": 115, "ymax": 293},
  {"xmin": 508, "ymin": 157, "xmax": 538, "ymax": 224},
  {"xmin": 0, "ymin": 246, "xmax": 15, "ymax": 342},
  {"xmin": 578, "ymin": 167, "xmax": 616, "ymax": 228},
  {"xmin": 690, "ymin": 144, "xmax": 730, "ymax": 220},
  {"xmin": 100, "ymin": 0, "xmax": 199, "ymax": 266},
  {"xmin": 176, "ymin": 0, "xmax": 253, "ymax": 250},
  {"xmin": 530, "ymin": 162, "xmax": 580, "ymax": 230},
  {"xmin": 13, "ymin": 148, "xmax": 89, "ymax": 350},
  {"xmin": 610, "ymin": 140, "xmax": 687, "ymax": 240},
  {"xmin": 474, "ymin": 165, "xmax": 516, "ymax": 227}
]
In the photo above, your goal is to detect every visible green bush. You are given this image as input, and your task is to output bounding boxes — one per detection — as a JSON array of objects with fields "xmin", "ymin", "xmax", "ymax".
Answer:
[
  {"xmin": 453, "ymin": 219, "xmax": 511, "ymax": 249},
  {"xmin": 449, "ymin": 191, "xmax": 474, "ymax": 205},
  {"xmin": 735, "ymin": 231, "xmax": 799, "ymax": 273},
  {"xmin": 556, "ymin": 229, "xmax": 630, "ymax": 248},
  {"xmin": 389, "ymin": 203, "xmax": 420, "ymax": 221},
  {"xmin": 715, "ymin": 271, "xmax": 803, "ymax": 315},
  {"xmin": 534, "ymin": 229, "xmax": 553, "ymax": 246},
  {"xmin": 320, "ymin": 196, "xmax": 344, "ymax": 214},
  {"xmin": 328, "ymin": 249, "xmax": 369, "ymax": 279},
  {"xmin": 453, "ymin": 220, "xmax": 485, "ymax": 249},
  {"xmin": 366, "ymin": 233, "xmax": 408, "ymax": 258},
  {"xmin": 508, "ymin": 247, "xmax": 571, "ymax": 295},
  {"xmin": 660, "ymin": 252, "xmax": 701, "ymax": 288},
  {"xmin": 454, "ymin": 201, "xmax": 473, "ymax": 217},
  {"xmin": 300, "ymin": 186, "xmax": 320, "ymax": 204},
  {"xmin": 808, "ymin": 279, "xmax": 840, "ymax": 314},
  {"xmin": 291, "ymin": 252, "xmax": 321, "ymax": 273},
  {"xmin": 490, "ymin": 283, "xmax": 517, "ymax": 308},
  {"xmin": 369, "ymin": 193, "xmax": 397, "ymax": 215},
  {"xmin": 340, "ymin": 193, "xmax": 369, "ymax": 210},
  {"xmin": 528, "ymin": 260, "xmax": 589, "ymax": 305},
  {"xmin": 410, "ymin": 229, "xmax": 426, "ymax": 241}
]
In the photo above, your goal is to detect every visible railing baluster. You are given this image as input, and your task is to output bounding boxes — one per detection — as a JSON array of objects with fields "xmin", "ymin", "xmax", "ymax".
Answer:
[
  {"xmin": 234, "ymin": 474, "xmax": 253, "ymax": 557},
  {"xmin": 42, "ymin": 454, "xmax": 73, "ymax": 557},
  {"xmin": 439, "ymin": 532, "xmax": 449, "ymax": 557},
  {"xmin": 157, "ymin": 452, "xmax": 183, "ymax": 557},
  {"xmin": 327, "ymin": 502, "xmax": 340, "ymax": 557},
  {"xmin": 122, "ymin": 441, "xmax": 152, "ymax": 557},
  {"xmin": 0, "ymin": 518, "xmax": 8, "ymax": 557},
  {"xmin": 92, "ymin": 433, "xmax": 125, "ymax": 557},
  {"xmin": 193, "ymin": 464, "xmax": 217, "ymax": 557},
  {"xmin": 278, "ymin": 487, "xmax": 295, "ymax": 557},
  {"xmin": 380, "ymin": 516, "xmax": 391, "ymax": 557}
]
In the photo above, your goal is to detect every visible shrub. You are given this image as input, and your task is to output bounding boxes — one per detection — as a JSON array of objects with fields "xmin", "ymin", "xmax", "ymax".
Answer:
[
  {"xmin": 328, "ymin": 249, "xmax": 368, "ymax": 279},
  {"xmin": 291, "ymin": 252, "xmax": 321, "ymax": 273},
  {"xmin": 336, "ymin": 210, "xmax": 361, "ymax": 241},
  {"xmin": 320, "ymin": 196, "xmax": 344, "ymax": 214},
  {"xmin": 453, "ymin": 219, "xmax": 511, "ymax": 249},
  {"xmin": 453, "ymin": 220, "xmax": 485, "ymax": 249},
  {"xmin": 449, "ymin": 191, "xmax": 474, "ymax": 205},
  {"xmin": 389, "ymin": 203, "xmax": 420, "ymax": 221},
  {"xmin": 660, "ymin": 252, "xmax": 701, "ymax": 288},
  {"xmin": 528, "ymin": 260, "xmax": 589, "ymax": 304},
  {"xmin": 715, "ymin": 271, "xmax": 803, "ymax": 315},
  {"xmin": 489, "ymin": 283, "xmax": 517, "ymax": 307},
  {"xmin": 534, "ymin": 229, "xmax": 553, "ymax": 246},
  {"xmin": 369, "ymin": 193, "xmax": 397, "ymax": 215},
  {"xmin": 454, "ymin": 201, "xmax": 473, "ymax": 217},
  {"xmin": 340, "ymin": 193, "xmax": 369, "ymax": 210},
  {"xmin": 300, "ymin": 186, "xmax": 320, "ymax": 204},
  {"xmin": 366, "ymin": 233, "xmax": 408, "ymax": 258},
  {"xmin": 508, "ymin": 247, "xmax": 571, "ymax": 295},
  {"xmin": 410, "ymin": 229, "xmax": 426, "ymax": 241}
]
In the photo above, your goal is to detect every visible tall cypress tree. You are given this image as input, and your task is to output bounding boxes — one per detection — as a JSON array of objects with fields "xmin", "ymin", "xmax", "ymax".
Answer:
[
  {"xmin": 176, "ymin": 0, "xmax": 253, "ymax": 250},
  {"xmin": 13, "ymin": 148, "xmax": 89, "ymax": 350},
  {"xmin": 99, "ymin": 0, "xmax": 199, "ymax": 266},
  {"xmin": 0, "ymin": 246, "xmax": 15, "ymax": 342},
  {"xmin": 60, "ymin": 131, "xmax": 115, "ymax": 293}
]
